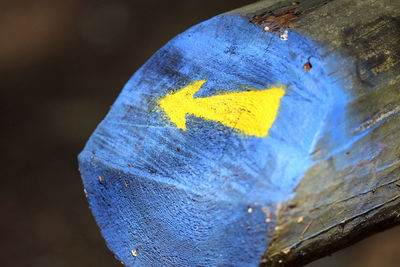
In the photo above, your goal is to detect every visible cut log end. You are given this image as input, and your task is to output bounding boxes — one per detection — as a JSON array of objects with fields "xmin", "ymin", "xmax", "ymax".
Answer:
[{"xmin": 79, "ymin": 0, "xmax": 400, "ymax": 266}]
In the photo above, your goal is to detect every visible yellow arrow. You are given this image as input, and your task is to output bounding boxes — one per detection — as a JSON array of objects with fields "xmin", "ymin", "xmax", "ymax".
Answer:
[{"xmin": 158, "ymin": 80, "xmax": 285, "ymax": 137}]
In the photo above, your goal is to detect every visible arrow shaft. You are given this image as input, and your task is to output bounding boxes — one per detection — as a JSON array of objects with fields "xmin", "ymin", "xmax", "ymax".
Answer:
[{"xmin": 186, "ymin": 89, "xmax": 285, "ymax": 137}]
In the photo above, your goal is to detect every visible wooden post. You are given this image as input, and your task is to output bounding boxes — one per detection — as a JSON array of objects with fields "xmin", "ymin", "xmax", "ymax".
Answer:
[{"xmin": 78, "ymin": 0, "xmax": 400, "ymax": 266}]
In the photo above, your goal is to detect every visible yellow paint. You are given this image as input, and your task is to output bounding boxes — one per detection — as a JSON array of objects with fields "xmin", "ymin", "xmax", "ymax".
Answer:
[
  {"xmin": 159, "ymin": 80, "xmax": 285, "ymax": 137},
  {"xmin": 131, "ymin": 250, "xmax": 137, "ymax": 257},
  {"xmin": 98, "ymin": 176, "xmax": 102, "ymax": 182}
]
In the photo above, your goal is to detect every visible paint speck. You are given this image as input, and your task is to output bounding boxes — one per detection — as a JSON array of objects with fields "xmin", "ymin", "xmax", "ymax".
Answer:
[
  {"xmin": 279, "ymin": 259, "xmax": 283, "ymax": 263},
  {"xmin": 283, "ymin": 247, "xmax": 291, "ymax": 254},
  {"xmin": 195, "ymin": 226, "xmax": 199, "ymax": 231},
  {"xmin": 346, "ymin": 151, "xmax": 350, "ymax": 155},
  {"xmin": 275, "ymin": 226, "xmax": 280, "ymax": 231},
  {"xmin": 125, "ymin": 183, "xmax": 128, "ymax": 188},
  {"xmin": 264, "ymin": 26, "xmax": 270, "ymax": 31},
  {"xmin": 297, "ymin": 216, "xmax": 303, "ymax": 223},
  {"xmin": 98, "ymin": 176, "xmax": 103, "ymax": 182},
  {"xmin": 262, "ymin": 206, "xmax": 273, "ymax": 223},
  {"xmin": 280, "ymin": 30, "xmax": 288, "ymax": 41},
  {"xmin": 248, "ymin": 207, "xmax": 253, "ymax": 213},
  {"xmin": 131, "ymin": 250, "xmax": 137, "ymax": 257},
  {"xmin": 303, "ymin": 61, "xmax": 312, "ymax": 72},
  {"xmin": 177, "ymin": 147, "xmax": 181, "ymax": 152}
]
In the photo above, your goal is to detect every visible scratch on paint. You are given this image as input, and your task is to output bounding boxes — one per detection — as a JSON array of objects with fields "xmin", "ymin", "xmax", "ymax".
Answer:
[
  {"xmin": 251, "ymin": 0, "xmax": 335, "ymax": 38},
  {"xmin": 301, "ymin": 220, "xmax": 313, "ymax": 237},
  {"xmin": 158, "ymin": 80, "xmax": 285, "ymax": 137},
  {"xmin": 251, "ymin": 8, "xmax": 299, "ymax": 34},
  {"xmin": 309, "ymin": 175, "xmax": 400, "ymax": 213},
  {"xmin": 354, "ymin": 103, "xmax": 400, "ymax": 134},
  {"xmin": 270, "ymin": 195, "xmax": 400, "ymax": 257}
]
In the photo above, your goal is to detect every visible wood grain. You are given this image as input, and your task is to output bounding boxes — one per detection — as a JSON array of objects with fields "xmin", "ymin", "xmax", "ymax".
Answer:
[
  {"xmin": 79, "ymin": 0, "xmax": 400, "ymax": 266},
  {"xmin": 231, "ymin": 0, "xmax": 400, "ymax": 265}
]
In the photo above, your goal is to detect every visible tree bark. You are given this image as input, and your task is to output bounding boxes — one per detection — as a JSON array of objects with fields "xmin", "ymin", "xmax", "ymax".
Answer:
[{"xmin": 231, "ymin": 0, "xmax": 400, "ymax": 265}]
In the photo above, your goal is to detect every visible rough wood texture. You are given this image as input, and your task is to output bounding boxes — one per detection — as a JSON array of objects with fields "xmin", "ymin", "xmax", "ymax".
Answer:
[
  {"xmin": 78, "ymin": 0, "xmax": 400, "ymax": 266},
  {"xmin": 231, "ymin": 0, "xmax": 400, "ymax": 265}
]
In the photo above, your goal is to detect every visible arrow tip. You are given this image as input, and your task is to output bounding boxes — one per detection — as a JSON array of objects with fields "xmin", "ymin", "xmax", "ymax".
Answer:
[{"xmin": 159, "ymin": 80, "xmax": 207, "ymax": 130}]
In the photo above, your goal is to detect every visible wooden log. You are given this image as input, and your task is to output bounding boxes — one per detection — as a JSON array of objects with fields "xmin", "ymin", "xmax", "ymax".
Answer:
[{"xmin": 78, "ymin": 0, "xmax": 400, "ymax": 266}]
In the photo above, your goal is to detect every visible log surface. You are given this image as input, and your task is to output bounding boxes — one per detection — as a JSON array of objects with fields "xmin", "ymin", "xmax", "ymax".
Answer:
[
  {"xmin": 78, "ymin": 0, "xmax": 400, "ymax": 266},
  {"xmin": 231, "ymin": 0, "xmax": 400, "ymax": 265}
]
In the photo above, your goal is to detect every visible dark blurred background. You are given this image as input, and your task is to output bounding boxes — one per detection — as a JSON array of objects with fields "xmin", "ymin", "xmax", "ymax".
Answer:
[{"xmin": 1, "ymin": 0, "xmax": 399, "ymax": 266}]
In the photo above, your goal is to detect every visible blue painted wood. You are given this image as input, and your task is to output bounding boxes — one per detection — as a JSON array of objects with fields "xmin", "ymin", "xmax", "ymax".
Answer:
[{"xmin": 78, "ymin": 13, "xmax": 347, "ymax": 266}]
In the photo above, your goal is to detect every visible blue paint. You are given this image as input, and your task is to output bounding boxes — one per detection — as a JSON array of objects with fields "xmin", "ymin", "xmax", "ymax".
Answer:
[{"xmin": 79, "ymin": 14, "xmax": 347, "ymax": 266}]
